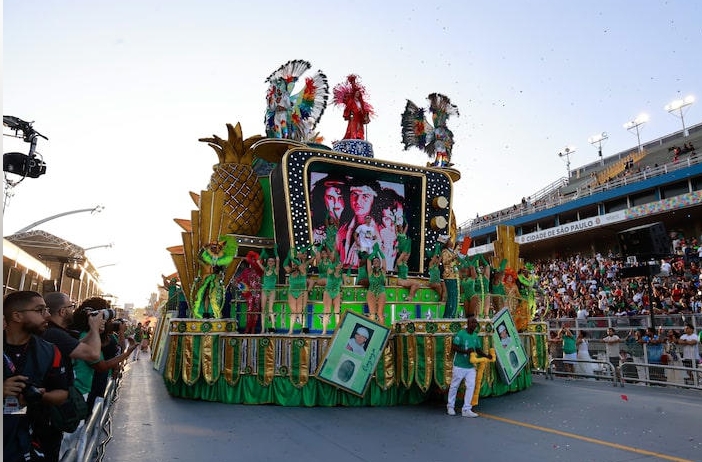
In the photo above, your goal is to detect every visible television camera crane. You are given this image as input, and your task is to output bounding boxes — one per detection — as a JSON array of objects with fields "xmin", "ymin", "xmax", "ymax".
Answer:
[{"xmin": 3, "ymin": 115, "xmax": 49, "ymax": 212}]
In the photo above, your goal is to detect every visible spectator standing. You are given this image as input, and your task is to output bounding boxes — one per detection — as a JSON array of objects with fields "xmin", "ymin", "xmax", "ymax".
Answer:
[
  {"xmin": 602, "ymin": 327, "xmax": 621, "ymax": 369},
  {"xmin": 678, "ymin": 323, "xmax": 700, "ymax": 382},
  {"xmin": 548, "ymin": 330, "xmax": 564, "ymax": 372},
  {"xmin": 3, "ymin": 291, "xmax": 69, "ymax": 462},
  {"xmin": 642, "ymin": 328, "xmax": 666, "ymax": 383},
  {"xmin": 576, "ymin": 331, "xmax": 595, "ymax": 376},
  {"xmin": 561, "ymin": 325, "xmax": 577, "ymax": 376},
  {"xmin": 38, "ymin": 292, "xmax": 104, "ymax": 462},
  {"xmin": 132, "ymin": 322, "xmax": 144, "ymax": 360}
]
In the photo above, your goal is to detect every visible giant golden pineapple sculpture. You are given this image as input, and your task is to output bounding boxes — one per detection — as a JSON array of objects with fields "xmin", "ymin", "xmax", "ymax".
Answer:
[{"xmin": 199, "ymin": 123, "xmax": 264, "ymax": 235}]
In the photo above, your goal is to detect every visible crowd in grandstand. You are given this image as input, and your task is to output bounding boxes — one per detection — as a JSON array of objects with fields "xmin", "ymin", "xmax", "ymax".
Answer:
[{"xmin": 530, "ymin": 248, "xmax": 701, "ymax": 321}]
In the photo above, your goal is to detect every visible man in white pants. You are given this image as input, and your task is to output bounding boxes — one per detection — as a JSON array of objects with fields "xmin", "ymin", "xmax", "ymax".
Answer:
[{"xmin": 447, "ymin": 317, "xmax": 492, "ymax": 417}]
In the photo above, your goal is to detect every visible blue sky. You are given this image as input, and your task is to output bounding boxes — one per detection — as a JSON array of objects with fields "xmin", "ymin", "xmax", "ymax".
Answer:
[{"xmin": 4, "ymin": 1, "xmax": 700, "ymax": 306}]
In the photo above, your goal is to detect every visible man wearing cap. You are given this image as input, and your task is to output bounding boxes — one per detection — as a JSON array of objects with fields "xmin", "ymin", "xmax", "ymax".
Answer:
[{"xmin": 346, "ymin": 326, "xmax": 370, "ymax": 355}]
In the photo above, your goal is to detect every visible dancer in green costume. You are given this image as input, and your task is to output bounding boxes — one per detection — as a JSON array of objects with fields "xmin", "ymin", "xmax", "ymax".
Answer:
[
  {"xmin": 366, "ymin": 245, "xmax": 388, "ymax": 324},
  {"xmin": 193, "ymin": 236, "xmax": 237, "ymax": 319},
  {"xmin": 427, "ymin": 245, "xmax": 446, "ymax": 302},
  {"xmin": 258, "ymin": 247, "xmax": 280, "ymax": 333},
  {"xmin": 458, "ymin": 257, "xmax": 477, "ymax": 317},
  {"xmin": 307, "ymin": 246, "xmax": 333, "ymax": 293},
  {"xmin": 472, "ymin": 255, "xmax": 492, "ymax": 318},
  {"xmin": 396, "ymin": 260, "xmax": 421, "ymax": 302},
  {"xmin": 284, "ymin": 248, "xmax": 313, "ymax": 334},
  {"xmin": 517, "ymin": 264, "xmax": 538, "ymax": 320},
  {"xmin": 489, "ymin": 259, "xmax": 508, "ymax": 316},
  {"xmin": 322, "ymin": 255, "xmax": 344, "ymax": 334}
]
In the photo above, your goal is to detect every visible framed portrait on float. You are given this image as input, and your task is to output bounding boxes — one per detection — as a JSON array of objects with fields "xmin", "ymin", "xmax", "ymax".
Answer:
[
  {"xmin": 316, "ymin": 311, "xmax": 390, "ymax": 397},
  {"xmin": 491, "ymin": 307, "xmax": 529, "ymax": 385}
]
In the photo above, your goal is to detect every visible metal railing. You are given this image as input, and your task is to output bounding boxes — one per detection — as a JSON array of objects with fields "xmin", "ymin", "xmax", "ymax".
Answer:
[
  {"xmin": 546, "ymin": 355, "xmax": 701, "ymax": 390},
  {"xmin": 59, "ymin": 373, "xmax": 122, "ymax": 462},
  {"xmin": 546, "ymin": 357, "xmax": 620, "ymax": 386}
]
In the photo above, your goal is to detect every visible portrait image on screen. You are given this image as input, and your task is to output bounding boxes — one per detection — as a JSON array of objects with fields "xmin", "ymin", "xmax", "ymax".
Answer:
[{"xmin": 309, "ymin": 166, "xmax": 420, "ymax": 272}]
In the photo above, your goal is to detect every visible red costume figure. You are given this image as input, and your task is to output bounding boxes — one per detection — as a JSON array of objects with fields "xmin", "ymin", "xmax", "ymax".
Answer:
[
  {"xmin": 332, "ymin": 74, "xmax": 374, "ymax": 140},
  {"xmin": 236, "ymin": 251, "xmax": 263, "ymax": 334}
]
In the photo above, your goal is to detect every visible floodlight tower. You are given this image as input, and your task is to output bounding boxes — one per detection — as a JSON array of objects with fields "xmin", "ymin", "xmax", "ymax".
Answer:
[
  {"xmin": 664, "ymin": 95, "xmax": 695, "ymax": 137},
  {"xmin": 558, "ymin": 146, "xmax": 576, "ymax": 180},
  {"xmin": 588, "ymin": 132, "xmax": 608, "ymax": 166},
  {"xmin": 624, "ymin": 114, "xmax": 649, "ymax": 154}
]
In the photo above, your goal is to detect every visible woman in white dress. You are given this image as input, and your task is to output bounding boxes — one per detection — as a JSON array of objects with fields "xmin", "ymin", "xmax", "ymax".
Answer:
[{"xmin": 576, "ymin": 331, "xmax": 595, "ymax": 377}]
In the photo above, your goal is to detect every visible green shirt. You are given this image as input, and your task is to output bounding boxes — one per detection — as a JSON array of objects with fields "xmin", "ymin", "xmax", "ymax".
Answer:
[
  {"xmin": 73, "ymin": 331, "xmax": 103, "ymax": 395},
  {"xmin": 562, "ymin": 333, "xmax": 576, "ymax": 354},
  {"xmin": 452, "ymin": 328, "xmax": 480, "ymax": 368}
]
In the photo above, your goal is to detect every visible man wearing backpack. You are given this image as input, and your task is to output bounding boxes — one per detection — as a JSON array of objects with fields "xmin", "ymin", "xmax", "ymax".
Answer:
[
  {"xmin": 38, "ymin": 292, "xmax": 104, "ymax": 462},
  {"xmin": 3, "ymin": 291, "xmax": 70, "ymax": 462}
]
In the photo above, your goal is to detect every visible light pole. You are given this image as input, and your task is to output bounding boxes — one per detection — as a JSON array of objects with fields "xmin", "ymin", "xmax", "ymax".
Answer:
[
  {"xmin": 664, "ymin": 95, "xmax": 695, "ymax": 137},
  {"xmin": 84, "ymin": 243, "xmax": 114, "ymax": 252},
  {"xmin": 14, "ymin": 205, "xmax": 104, "ymax": 234},
  {"xmin": 558, "ymin": 146, "xmax": 576, "ymax": 180},
  {"xmin": 588, "ymin": 132, "xmax": 608, "ymax": 166},
  {"xmin": 624, "ymin": 114, "xmax": 649, "ymax": 154}
]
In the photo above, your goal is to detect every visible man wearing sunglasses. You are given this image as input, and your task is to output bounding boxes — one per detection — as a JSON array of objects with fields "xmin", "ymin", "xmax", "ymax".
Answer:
[
  {"xmin": 3, "ymin": 290, "xmax": 70, "ymax": 462},
  {"xmin": 37, "ymin": 292, "xmax": 104, "ymax": 461}
]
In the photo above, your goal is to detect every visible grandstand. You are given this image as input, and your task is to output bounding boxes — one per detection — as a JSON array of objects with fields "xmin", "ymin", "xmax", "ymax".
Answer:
[{"xmin": 460, "ymin": 123, "xmax": 702, "ymax": 260}]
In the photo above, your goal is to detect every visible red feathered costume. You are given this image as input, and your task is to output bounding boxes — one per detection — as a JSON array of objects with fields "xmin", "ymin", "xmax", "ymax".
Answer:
[{"xmin": 236, "ymin": 251, "xmax": 263, "ymax": 334}]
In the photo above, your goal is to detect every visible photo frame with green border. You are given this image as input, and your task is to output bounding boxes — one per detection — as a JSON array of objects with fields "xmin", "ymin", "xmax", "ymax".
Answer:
[
  {"xmin": 491, "ymin": 307, "xmax": 528, "ymax": 385},
  {"xmin": 316, "ymin": 310, "xmax": 390, "ymax": 396}
]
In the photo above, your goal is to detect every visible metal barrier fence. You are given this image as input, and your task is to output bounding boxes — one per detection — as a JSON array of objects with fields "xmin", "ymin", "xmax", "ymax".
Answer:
[
  {"xmin": 59, "ymin": 373, "xmax": 121, "ymax": 462},
  {"xmin": 547, "ymin": 356, "xmax": 702, "ymax": 390}
]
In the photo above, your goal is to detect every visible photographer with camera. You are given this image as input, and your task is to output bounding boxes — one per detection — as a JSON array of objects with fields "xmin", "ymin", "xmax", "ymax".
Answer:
[
  {"xmin": 3, "ymin": 291, "xmax": 69, "ymax": 462},
  {"xmin": 36, "ymin": 292, "xmax": 104, "ymax": 461},
  {"xmin": 86, "ymin": 318, "xmax": 136, "ymax": 413},
  {"xmin": 69, "ymin": 298, "xmax": 122, "ymax": 397}
]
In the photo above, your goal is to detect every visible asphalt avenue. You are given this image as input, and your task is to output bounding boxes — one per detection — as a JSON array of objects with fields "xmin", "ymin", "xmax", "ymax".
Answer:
[{"xmin": 106, "ymin": 354, "xmax": 700, "ymax": 462}]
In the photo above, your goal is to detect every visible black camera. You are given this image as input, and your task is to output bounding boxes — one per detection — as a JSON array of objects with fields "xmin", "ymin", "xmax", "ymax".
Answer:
[{"xmin": 22, "ymin": 381, "xmax": 43, "ymax": 404}]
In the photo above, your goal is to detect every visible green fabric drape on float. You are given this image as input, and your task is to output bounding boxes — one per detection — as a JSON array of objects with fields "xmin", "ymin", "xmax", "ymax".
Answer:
[
  {"xmin": 202, "ymin": 335, "xmax": 221, "ymax": 384},
  {"xmin": 163, "ymin": 375, "xmax": 430, "ymax": 406},
  {"xmin": 223, "ymin": 337, "xmax": 241, "ymax": 386},
  {"xmin": 164, "ymin": 332, "xmax": 534, "ymax": 406}
]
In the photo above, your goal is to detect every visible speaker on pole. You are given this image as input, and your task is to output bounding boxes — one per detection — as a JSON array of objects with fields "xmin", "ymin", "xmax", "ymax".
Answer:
[{"xmin": 617, "ymin": 222, "xmax": 670, "ymax": 259}]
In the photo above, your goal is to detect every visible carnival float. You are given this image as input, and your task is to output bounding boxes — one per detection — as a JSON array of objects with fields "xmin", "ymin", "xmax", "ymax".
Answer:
[{"xmin": 155, "ymin": 59, "xmax": 548, "ymax": 407}]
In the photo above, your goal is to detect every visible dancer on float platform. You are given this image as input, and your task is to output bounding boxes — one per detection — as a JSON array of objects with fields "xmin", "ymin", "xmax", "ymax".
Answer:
[
  {"xmin": 395, "ymin": 220, "xmax": 411, "ymax": 267},
  {"xmin": 307, "ymin": 246, "xmax": 334, "ymax": 294},
  {"xmin": 394, "ymin": 219, "xmax": 420, "ymax": 301},
  {"xmin": 439, "ymin": 235, "xmax": 460, "ymax": 318},
  {"xmin": 427, "ymin": 244, "xmax": 446, "ymax": 303},
  {"xmin": 284, "ymin": 248, "xmax": 313, "ymax": 334},
  {"xmin": 489, "ymin": 259, "xmax": 508, "ymax": 316},
  {"xmin": 258, "ymin": 247, "xmax": 280, "ymax": 333},
  {"xmin": 396, "ymin": 258, "xmax": 421, "ymax": 302},
  {"xmin": 322, "ymin": 254, "xmax": 344, "ymax": 334},
  {"xmin": 472, "ymin": 254, "xmax": 492, "ymax": 318},
  {"xmin": 458, "ymin": 256, "xmax": 477, "ymax": 318},
  {"xmin": 366, "ymin": 244, "xmax": 388, "ymax": 325}
]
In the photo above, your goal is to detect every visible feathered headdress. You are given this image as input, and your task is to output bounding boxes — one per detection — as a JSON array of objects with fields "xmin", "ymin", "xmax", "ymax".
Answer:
[
  {"xmin": 264, "ymin": 59, "xmax": 329, "ymax": 142},
  {"xmin": 401, "ymin": 93, "xmax": 459, "ymax": 166},
  {"xmin": 332, "ymin": 74, "xmax": 375, "ymax": 116}
]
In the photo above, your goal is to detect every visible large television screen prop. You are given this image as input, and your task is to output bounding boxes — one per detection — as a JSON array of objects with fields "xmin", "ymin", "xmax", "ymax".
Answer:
[{"xmin": 270, "ymin": 148, "xmax": 453, "ymax": 274}]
